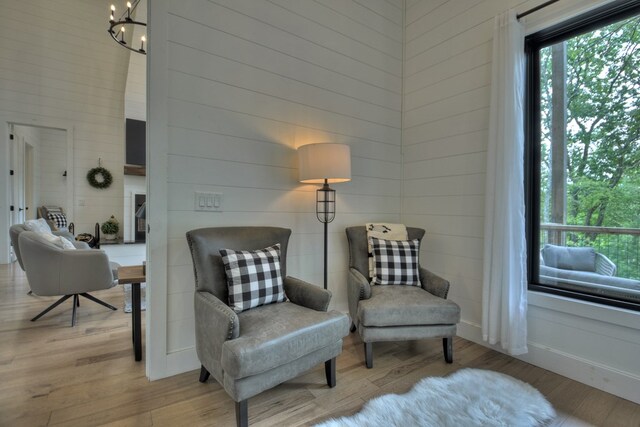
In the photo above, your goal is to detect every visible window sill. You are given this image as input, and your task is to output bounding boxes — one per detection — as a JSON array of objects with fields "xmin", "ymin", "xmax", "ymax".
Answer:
[{"xmin": 528, "ymin": 290, "xmax": 640, "ymax": 330}]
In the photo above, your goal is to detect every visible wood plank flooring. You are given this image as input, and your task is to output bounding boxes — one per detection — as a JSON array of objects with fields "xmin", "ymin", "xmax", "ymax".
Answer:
[{"xmin": 1, "ymin": 262, "xmax": 638, "ymax": 426}]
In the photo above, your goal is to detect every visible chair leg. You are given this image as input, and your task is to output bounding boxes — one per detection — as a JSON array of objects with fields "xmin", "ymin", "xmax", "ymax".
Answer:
[
  {"xmin": 364, "ymin": 342, "xmax": 373, "ymax": 369},
  {"xmin": 350, "ymin": 322, "xmax": 356, "ymax": 333},
  {"xmin": 325, "ymin": 358, "xmax": 336, "ymax": 388},
  {"xmin": 199, "ymin": 365, "xmax": 210, "ymax": 383},
  {"xmin": 80, "ymin": 293, "xmax": 117, "ymax": 311},
  {"xmin": 443, "ymin": 337, "xmax": 453, "ymax": 363},
  {"xmin": 31, "ymin": 294, "xmax": 73, "ymax": 322},
  {"xmin": 235, "ymin": 400, "xmax": 248, "ymax": 427},
  {"xmin": 71, "ymin": 294, "xmax": 79, "ymax": 327}
]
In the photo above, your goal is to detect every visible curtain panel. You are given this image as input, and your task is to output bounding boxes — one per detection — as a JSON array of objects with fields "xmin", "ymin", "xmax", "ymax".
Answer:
[{"xmin": 482, "ymin": 10, "xmax": 528, "ymax": 355}]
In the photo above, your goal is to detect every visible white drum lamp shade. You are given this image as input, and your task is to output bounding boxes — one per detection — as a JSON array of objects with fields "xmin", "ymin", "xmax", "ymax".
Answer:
[{"xmin": 298, "ymin": 143, "xmax": 351, "ymax": 184}]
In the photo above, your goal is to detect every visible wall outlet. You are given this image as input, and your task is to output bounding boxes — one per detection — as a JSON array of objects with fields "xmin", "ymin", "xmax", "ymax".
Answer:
[{"xmin": 194, "ymin": 191, "xmax": 222, "ymax": 212}]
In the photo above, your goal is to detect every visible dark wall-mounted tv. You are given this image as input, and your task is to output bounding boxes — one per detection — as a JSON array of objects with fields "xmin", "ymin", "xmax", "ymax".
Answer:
[{"xmin": 126, "ymin": 118, "xmax": 146, "ymax": 166}]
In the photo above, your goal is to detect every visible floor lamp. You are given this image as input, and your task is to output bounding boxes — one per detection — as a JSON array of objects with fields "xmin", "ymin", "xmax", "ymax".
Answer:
[{"xmin": 298, "ymin": 143, "xmax": 351, "ymax": 290}]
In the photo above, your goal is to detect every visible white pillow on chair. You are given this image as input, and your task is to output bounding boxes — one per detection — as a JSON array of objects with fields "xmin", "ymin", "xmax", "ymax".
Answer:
[
  {"xmin": 24, "ymin": 218, "xmax": 52, "ymax": 234},
  {"xmin": 38, "ymin": 232, "xmax": 76, "ymax": 250}
]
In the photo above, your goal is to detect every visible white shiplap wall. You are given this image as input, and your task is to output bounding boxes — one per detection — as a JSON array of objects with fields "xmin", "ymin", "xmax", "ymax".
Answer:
[
  {"xmin": 0, "ymin": 0, "xmax": 129, "ymax": 238},
  {"xmin": 124, "ymin": 0, "xmax": 147, "ymax": 122},
  {"xmin": 151, "ymin": 0, "xmax": 403, "ymax": 367},
  {"xmin": 37, "ymin": 128, "xmax": 68, "ymax": 209},
  {"xmin": 403, "ymin": 0, "xmax": 640, "ymax": 404}
]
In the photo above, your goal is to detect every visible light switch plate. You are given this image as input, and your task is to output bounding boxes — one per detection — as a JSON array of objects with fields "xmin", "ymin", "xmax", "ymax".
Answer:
[{"xmin": 194, "ymin": 191, "xmax": 222, "ymax": 212}]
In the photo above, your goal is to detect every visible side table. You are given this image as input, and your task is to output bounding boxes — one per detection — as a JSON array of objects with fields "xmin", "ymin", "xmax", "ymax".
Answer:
[{"xmin": 118, "ymin": 265, "xmax": 146, "ymax": 361}]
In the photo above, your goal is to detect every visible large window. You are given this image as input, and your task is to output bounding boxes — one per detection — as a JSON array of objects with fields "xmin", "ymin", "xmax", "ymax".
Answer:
[{"xmin": 525, "ymin": 1, "xmax": 640, "ymax": 310}]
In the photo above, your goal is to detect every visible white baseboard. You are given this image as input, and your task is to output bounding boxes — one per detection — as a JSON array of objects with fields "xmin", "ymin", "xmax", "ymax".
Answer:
[
  {"xmin": 457, "ymin": 320, "xmax": 640, "ymax": 404},
  {"xmin": 165, "ymin": 347, "xmax": 200, "ymax": 378}
]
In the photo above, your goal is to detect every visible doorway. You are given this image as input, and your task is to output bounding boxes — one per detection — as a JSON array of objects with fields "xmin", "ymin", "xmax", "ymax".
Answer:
[{"xmin": 6, "ymin": 124, "xmax": 71, "ymax": 261}]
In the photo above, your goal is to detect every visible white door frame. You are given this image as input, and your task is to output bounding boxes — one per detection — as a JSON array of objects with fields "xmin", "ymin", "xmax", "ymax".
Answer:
[{"xmin": 0, "ymin": 115, "xmax": 74, "ymax": 264}]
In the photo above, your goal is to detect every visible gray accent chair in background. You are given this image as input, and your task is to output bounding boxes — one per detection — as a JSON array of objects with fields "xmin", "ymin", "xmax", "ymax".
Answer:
[
  {"xmin": 19, "ymin": 231, "xmax": 118, "ymax": 326},
  {"xmin": 37, "ymin": 206, "xmax": 75, "ymax": 235},
  {"xmin": 186, "ymin": 227, "xmax": 349, "ymax": 427},
  {"xmin": 346, "ymin": 226, "xmax": 461, "ymax": 368},
  {"xmin": 10, "ymin": 223, "xmax": 75, "ymax": 271}
]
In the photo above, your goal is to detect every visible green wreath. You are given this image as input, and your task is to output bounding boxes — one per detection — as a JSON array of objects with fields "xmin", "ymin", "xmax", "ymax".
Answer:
[{"xmin": 86, "ymin": 167, "xmax": 113, "ymax": 189}]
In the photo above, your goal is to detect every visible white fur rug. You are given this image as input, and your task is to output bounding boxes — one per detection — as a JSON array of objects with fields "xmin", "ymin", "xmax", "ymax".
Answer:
[{"xmin": 316, "ymin": 369, "xmax": 555, "ymax": 427}]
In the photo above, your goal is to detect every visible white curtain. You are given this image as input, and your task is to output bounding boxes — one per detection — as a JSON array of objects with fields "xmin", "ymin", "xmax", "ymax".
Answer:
[{"xmin": 482, "ymin": 10, "xmax": 528, "ymax": 356}]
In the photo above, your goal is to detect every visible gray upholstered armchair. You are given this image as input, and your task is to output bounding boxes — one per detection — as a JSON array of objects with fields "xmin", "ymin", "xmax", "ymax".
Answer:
[
  {"xmin": 10, "ymin": 223, "xmax": 75, "ymax": 271},
  {"xmin": 346, "ymin": 226, "xmax": 461, "ymax": 368},
  {"xmin": 18, "ymin": 231, "xmax": 118, "ymax": 326},
  {"xmin": 186, "ymin": 227, "xmax": 349, "ymax": 427}
]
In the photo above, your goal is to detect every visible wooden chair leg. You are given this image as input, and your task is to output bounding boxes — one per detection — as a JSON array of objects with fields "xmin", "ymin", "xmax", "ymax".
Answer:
[
  {"xmin": 325, "ymin": 358, "xmax": 336, "ymax": 388},
  {"xmin": 199, "ymin": 365, "xmax": 210, "ymax": 383},
  {"xmin": 443, "ymin": 337, "xmax": 453, "ymax": 363},
  {"xmin": 236, "ymin": 400, "xmax": 248, "ymax": 427},
  {"xmin": 364, "ymin": 342, "xmax": 373, "ymax": 369}
]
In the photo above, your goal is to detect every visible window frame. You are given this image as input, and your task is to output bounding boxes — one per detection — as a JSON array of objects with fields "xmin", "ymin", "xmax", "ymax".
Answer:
[{"xmin": 524, "ymin": 0, "xmax": 640, "ymax": 312}]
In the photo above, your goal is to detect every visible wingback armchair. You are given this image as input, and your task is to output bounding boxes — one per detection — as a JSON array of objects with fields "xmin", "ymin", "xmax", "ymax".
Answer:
[
  {"xmin": 186, "ymin": 227, "xmax": 349, "ymax": 427},
  {"xmin": 346, "ymin": 226, "xmax": 461, "ymax": 368}
]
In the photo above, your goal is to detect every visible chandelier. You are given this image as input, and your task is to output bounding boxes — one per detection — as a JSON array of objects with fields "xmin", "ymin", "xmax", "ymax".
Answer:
[{"xmin": 108, "ymin": 1, "xmax": 147, "ymax": 55}]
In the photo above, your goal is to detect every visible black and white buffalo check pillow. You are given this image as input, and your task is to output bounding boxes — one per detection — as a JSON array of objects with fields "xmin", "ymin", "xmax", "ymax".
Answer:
[
  {"xmin": 220, "ymin": 244, "xmax": 287, "ymax": 313},
  {"xmin": 369, "ymin": 237, "xmax": 421, "ymax": 286},
  {"xmin": 47, "ymin": 212, "xmax": 68, "ymax": 230}
]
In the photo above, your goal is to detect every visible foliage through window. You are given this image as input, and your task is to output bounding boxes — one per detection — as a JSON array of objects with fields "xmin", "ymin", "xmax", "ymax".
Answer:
[{"xmin": 525, "ymin": 1, "xmax": 640, "ymax": 310}]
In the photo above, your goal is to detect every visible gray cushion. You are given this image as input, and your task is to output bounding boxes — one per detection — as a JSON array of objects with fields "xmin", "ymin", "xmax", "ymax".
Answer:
[
  {"xmin": 358, "ymin": 285, "xmax": 460, "ymax": 327},
  {"xmin": 540, "ymin": 265, "xmax": 640, "ymax": 302},
  {"xmin": 541, "ymin": 244, "xmax": 596, "ymax": 272},
  {"xmin": 221, "ymin": 302, "xmax": 348, "ymax": 379}
]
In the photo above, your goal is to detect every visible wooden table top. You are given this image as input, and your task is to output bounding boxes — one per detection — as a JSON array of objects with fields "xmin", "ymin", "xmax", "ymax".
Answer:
[{"xmin": 117, "ymin": 265, "xmax": 146, "ymax": 284}]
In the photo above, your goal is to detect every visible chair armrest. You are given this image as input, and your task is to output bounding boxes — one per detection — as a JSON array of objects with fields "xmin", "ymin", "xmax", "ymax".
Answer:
[
  {"xmin": 596, "ymin": 253, "xmax": 616, "ymax": 276},
  {"xmin": 283, "ymin": 276, "xmax": 332, "ymax": 312},
  {"xmin": 194, "ymin": 291, "xmax": 239, "ymax": 365},
  {"xmin": 72, "ymin": 240, "xmax": 90, "ymax": 249},
  {"xmin": 59, "ymin": 250, "xmax": 114, "ymax": 293},
  {"xmin": 348, "ymin": 268, "xmax": 371, "ymax": 299},
  {"xmin": 348, "ymin": 268, "xmax": 371, "ymax": 325},
  {"xmin": 420, "ymin": 267, "xmax": 450, "ymax": 299}
]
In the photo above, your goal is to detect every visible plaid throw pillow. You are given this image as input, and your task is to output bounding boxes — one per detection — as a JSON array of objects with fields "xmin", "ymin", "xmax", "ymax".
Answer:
[
  {"xmin": 47, "ymin": 212, "xmax": 68, "ymax": 230},
  {"xmin": 220, "ymin": 244, "xmax": 287, "ymax": 313},
  {"xmin": 370, "ymin": 237, "xmax": 421, "ymax": 286}
]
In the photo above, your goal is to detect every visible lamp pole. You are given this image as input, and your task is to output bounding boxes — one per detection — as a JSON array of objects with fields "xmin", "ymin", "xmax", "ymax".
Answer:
[{"xmin": 323, "ymin": 179, "xmax": 329, "ymax": 290}]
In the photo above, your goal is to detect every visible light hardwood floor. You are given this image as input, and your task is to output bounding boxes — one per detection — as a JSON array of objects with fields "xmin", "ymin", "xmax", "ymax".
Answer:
[{"xmin": 1, "ymin": 263, "xmax": 638, "ymax": 427}]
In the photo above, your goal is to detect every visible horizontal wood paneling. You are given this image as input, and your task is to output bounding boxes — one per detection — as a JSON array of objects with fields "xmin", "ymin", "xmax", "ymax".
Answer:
[
  {"xmin": 162, "ymin": 0, "xmax": 403, "ymax": 353},
  {"xmin": 0, "ymin": 0, "xmax": 130, "ymax": 235}
]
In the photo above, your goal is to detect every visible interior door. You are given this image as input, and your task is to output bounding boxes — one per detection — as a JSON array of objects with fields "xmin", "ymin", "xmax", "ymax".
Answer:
[
  {"xmin": 24, "ymin": 142, "xmax": 35, "ymax": 220},
  {"xmin": 9, "ymin": 133, "xmax": 26, "ymax": 227}
]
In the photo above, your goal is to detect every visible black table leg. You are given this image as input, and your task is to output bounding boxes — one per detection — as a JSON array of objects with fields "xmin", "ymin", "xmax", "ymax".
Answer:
[{"xmin": 132, "ymin": 282, "xmax": 142, "ymax": 361}]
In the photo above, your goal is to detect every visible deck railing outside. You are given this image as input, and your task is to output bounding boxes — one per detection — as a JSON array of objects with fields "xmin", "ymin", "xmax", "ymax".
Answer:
[{"xmin": 540, "ymin": 223, "xmax": 640, "ymax": 280}]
